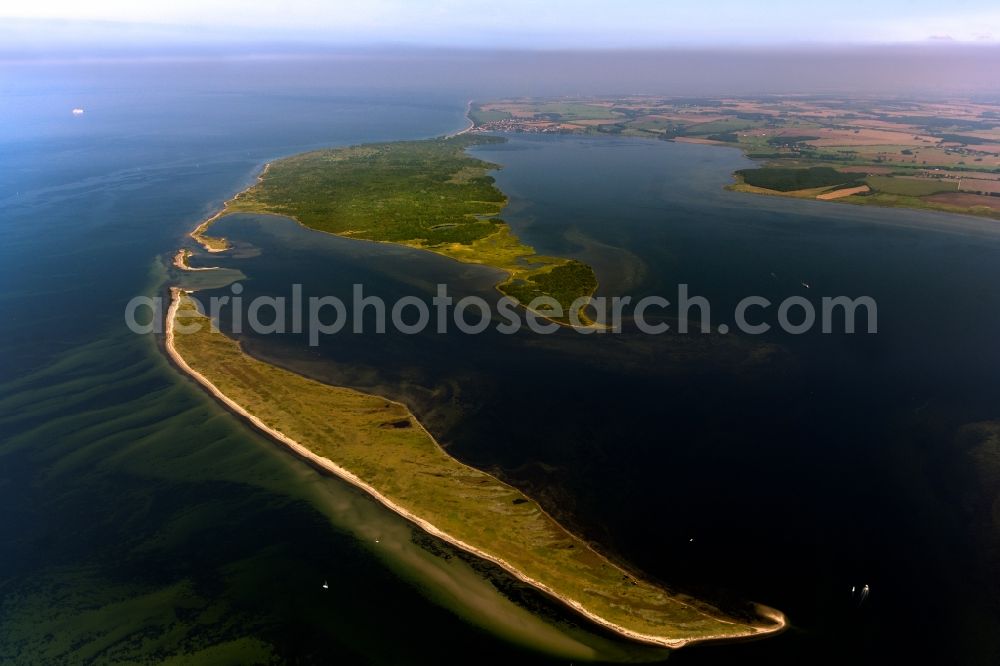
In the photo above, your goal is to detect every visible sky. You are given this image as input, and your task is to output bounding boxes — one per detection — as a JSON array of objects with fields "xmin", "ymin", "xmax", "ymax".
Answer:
[{"xmin": 5, "ymin": 0, "xmax": 1000, "ymax": 48}]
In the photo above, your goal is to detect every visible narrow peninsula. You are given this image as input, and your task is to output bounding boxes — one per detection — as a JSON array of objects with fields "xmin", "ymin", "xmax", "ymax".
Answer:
[
  {"xmin": 165, "ymin": 288, "xmax": 785, "ymax": 647},
  {"xmin": 192, "ymin": 135, "xmax": 598, "ymax": 325}
]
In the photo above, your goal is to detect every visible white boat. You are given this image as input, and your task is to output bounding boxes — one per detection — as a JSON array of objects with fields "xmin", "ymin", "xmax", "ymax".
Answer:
[{"xmin": 72, "ymin": 108, "xmax": 85, "ymax": 115}]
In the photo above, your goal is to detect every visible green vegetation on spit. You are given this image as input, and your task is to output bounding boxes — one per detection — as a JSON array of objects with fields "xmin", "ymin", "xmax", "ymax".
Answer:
[
  {"xmin": 730, "ymin": 166, "xmax": 1000, "ymax": 218},
  {"xmin": 168, "ymin": 291, "xmax": 784, "ymax": 647},
  {"xmin": 735, "ymin": 166, "xmax": 863, "ymax": 192},
  {"xmin": 192, "ymin": 135, "xmax": 597, "ymax": 325}
]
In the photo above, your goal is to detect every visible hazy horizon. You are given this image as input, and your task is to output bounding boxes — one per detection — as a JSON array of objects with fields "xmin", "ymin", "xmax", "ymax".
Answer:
[
  {"xmin": 5, "ymin": 42, "xmax": 1000, "ymax": 98},
  {"xmin": 6, "ymin": 1, "xmax": 1000, "ymax": 96}
]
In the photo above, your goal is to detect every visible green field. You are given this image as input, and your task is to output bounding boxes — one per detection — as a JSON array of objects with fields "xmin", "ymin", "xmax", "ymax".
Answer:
[
  {"xmin": 706, "ymin": 132, "xmax": 740, "ymax": 142},
  {"xmin": 169, "ymin": 292, "xmax": 782, "ymax": 646},
  {"xmin": 865, "ymin": 175, "xmax": 958, "ymax": 196},
  {"xmin": 534, "ymin": 102, "xmax": 621, "ymax": 121},
  {"xmin": 735, "ymin": 166, "xmax": 861, "ymax": 192},
  {"xmin": 195, "ymin": 135, "xmax": 597, "ymax": 324},
  {"xmin": 766, "ymin": 135, "xmax": 821, "ymax": 145},
  {"xmin": 469, "ymin": 107, "xmax": 512, "ymax": 124},
  {"xmin": 626, "ymin": 117, "xmax": 679, "ymax": 132},
  {"xmin": 683, "ymin": 119, "xmax": 764, "ymax": 135},
  {"xmin": 838, "ymin": 191, "xmax": 1000, "ymax": 220}
]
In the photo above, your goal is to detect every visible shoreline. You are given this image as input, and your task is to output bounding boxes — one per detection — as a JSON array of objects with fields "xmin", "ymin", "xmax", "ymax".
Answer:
[
  {"xmin": 172, "ymin": 248, "xmax": 219, "ymax": 271},
  {"xmin": 445, "ymin": 99, "xmax": 475, "ymax": 138},
  {"xmin": 164, "ymin": 287, "xmax": 786, "ymax": 649},
  {"xmin": 190, "ymin": 162, "xmax": 271, "ymax": 252}
]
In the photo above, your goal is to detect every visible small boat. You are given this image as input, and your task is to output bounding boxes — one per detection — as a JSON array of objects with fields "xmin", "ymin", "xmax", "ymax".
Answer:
[
  {"xmin": 800, "ymin": 282, "xmax": 811, "ymax": 289},
  {"xmin": 72, "ymin": 108, "xmax": 84, "ymax": 115},
  {"xmin": 322, "ymin": 581, "xmax": 329, "ymax": 590}
]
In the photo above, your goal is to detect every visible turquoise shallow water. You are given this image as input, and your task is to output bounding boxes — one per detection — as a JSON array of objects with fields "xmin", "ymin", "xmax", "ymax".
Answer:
[{"xmin": 4, "ymin": 61, "xmax": 1000, "ymax": 665}]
